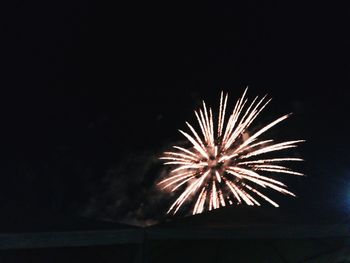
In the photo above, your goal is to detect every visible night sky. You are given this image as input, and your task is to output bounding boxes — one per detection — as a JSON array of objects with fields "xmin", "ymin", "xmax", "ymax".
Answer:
[{"xmin": 2, "ymin": 2, "xmax": 350, "ymax": 227}]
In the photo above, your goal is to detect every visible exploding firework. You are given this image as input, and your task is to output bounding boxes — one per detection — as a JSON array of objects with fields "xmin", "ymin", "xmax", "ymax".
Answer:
[{"xmin": 159, "ymin": 89, "xmax": 304, "ymax": 215}]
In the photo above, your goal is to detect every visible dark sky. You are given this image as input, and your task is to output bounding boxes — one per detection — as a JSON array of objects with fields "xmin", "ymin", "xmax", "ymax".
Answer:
[{"xmin": 1, "ymin": 2, "xmax": 350, "ymax": 227}]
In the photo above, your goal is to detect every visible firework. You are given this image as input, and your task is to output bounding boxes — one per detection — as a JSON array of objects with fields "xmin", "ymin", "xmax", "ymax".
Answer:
[{"xmin": 159, "ymin": 89, "xmax": 304, "ymax": 215}]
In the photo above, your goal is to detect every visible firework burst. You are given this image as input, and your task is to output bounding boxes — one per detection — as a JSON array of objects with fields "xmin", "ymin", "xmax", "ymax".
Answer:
[{"xmin": 159, "ymin": 89, "xmax": 304, "ymax": 215}]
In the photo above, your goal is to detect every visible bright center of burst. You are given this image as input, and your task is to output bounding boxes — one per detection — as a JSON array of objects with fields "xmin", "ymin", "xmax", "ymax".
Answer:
[
  {"xmin": 208, "ymin": 156, "xmax": 219, "ymax": 168},
  {"xmin": 205, "ymin": 146, "xmax": 225, "ymax": 171}
]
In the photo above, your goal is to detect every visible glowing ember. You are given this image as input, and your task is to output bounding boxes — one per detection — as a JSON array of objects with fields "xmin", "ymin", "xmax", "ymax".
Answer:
[{"xmin": 159, "ymin": 89, "xmax": 304, "ymax": 215}]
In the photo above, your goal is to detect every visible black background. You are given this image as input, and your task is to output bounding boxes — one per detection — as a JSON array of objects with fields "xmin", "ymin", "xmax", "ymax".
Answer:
[{"xmin": 2, "ymin": 1, "xmax": 350, "ymax": 227}]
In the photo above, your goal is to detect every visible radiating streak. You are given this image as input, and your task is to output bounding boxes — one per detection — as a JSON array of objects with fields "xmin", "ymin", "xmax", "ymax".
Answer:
[
  {"xmin": 164, "ymin": 161, "xmax": 195, "ymax": 165},
  {"xmin": 160, "ymin": 156, "xmax": 193, "ymax": 162},
  {"xmin": 170, "ymin": 163, "xmax": 206, "ymax": 173},
  {"xmin": 219, "ymin": 153, "xmax": 238, "ymax": 162},
  {"xmin": 171, "ymin": 175, "xmax": 196, "ymax": 191},
  {"xmin": 198, "ymin": 190, "xmax": 207, "ymax": 214},
  {"xmin": 222, "ymin": 94, "xmax": 241, "ymax": 144},
  {"xmin": 228, "ymin": 181, "xmax": 254, "ymax": 205},
  {"xmin": 172, "ymin": 146, "xmax": 198, "ymax": 157},
  {"xmin": 230, "ymin": 167, "xmax": 287, "ymax": 186},
  {"xmin": 249, "ymin": 164, "xmax": 294, "ymax": 170},
  {"xmin": 218, "ymin": 92, "xmax": 228, "ymax": 137},
  {"xmin": 220, "ymin": 139, "xmax": 275, "ymax": 161},
  {"xmin": 158, "ymin": 171, "xmax": 195, "ymax": 185},
  {"xmin": 212, "ymin": 180, "xmax": 218, "ymax": 209},
  {"xmin": 171, "ymin": 170, "xmax": 210, "ymax": 214},
  {"xmin": 195, "ymin": 111, "xmax": 208, "ymax": 144},
  {"xmin": 241, "ymin": 140, "xmax": 304, "ymax": 159},
  {"xmin": 222, "ymin": 96, "xmax": 244, "ymax": 145},
  {"xmin": 238, "ymin": 96, "xmax": 260, "ymax": 127},
  {"xmin": 233, "ymin": 140, "xmax": 274, "ymax": 156},
  {"xmin": 244, "ymin": 191, "xmax": 261, "ymax": 206},
  {"xmin": 245, "ymin": 97, "xmax": 271, "ymax": 128},
  {"xmin": 202, "ymin": 101, "xmax": 213, "ymax": 146},
  {"xmin": 199, "ymin": 109, "xmax": 211, "ymax": 144},
  {"xmin": 254, "ymin": 168, "xmax": 304, "ymax": 176},
  {"xmin": 209, "ymin": 108, "xmax": 214, "ymax": 146},
  {"xmin": 167, "ymin": 178, "xmax": 199, "ymax": 214},
  {"xmin": 240, "ymin": 96, "xmax": 269, "ymax": 133},
  {"xmin": 162, "ymin": 152, "xmax": 196, "ymax": 161},
  {"xmin": 239, "ymin": 158, "xmax": 304, "ymax": 165},
  {"xmin": 244, "ymin": 184, "xmax": 279, "ymax": 207},
  {"xmin": 162, "ymin": 174, "xmax": 195, "ymax": 190},
  {"xmin": 219, "ymin": 190, "xmax": 226, "ymax": 207},
  {"xmin": 209, "ymin": 195, "xmax": 212, "ymax": 211},
  {"xmin": 193, "ymin": 187, "xmax": 206, "ymax": 215},
  {"xmin": 218, "ymin": 92, "xmax": 224, "ymax": 137},
  {"xmin": 215, "ymin": 171, "xmax": 222, "ymax": 183},
  {"xmin": 178, "ymin": 130, "xmax": 209, "ymax": 159},
  {"xmin": 224, "ymin": 179, "xmax": 241, "ymax": 203},
  {"xmin": 224, "ymin": 96, "xmax": 269, "ymax": 151},
  {"xmin": 185, "ymin": 121, "xmax": 207, "ymax": 152},
  {"xmin": 235, "ymin": 114, "xmax": 292, "ymax": 153},
  {"xmin": 226, "ymin": 170, "xmax": 267, "ymax": 188}
]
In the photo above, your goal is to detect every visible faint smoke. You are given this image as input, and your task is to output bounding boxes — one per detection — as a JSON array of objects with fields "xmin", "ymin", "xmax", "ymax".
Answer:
[{"xmin": 81, "ymin": 144, "xmax": 178, "ymax": 226}]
